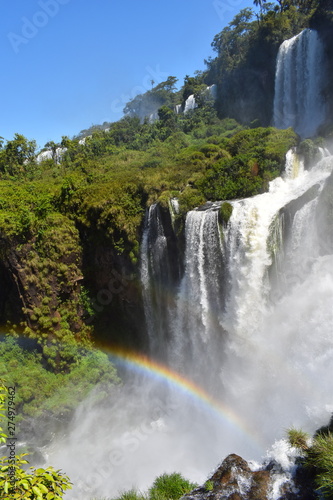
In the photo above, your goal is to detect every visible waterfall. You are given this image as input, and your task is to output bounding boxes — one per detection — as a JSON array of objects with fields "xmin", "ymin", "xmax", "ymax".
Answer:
[
  {"xmin": 148, "ymin": 111, "xmax": 159, "ymax": 123},
  {"xmin": 171, "ymin": 208, "xmax": 226, "ymax": 386},
  {"xmin": 140, "ymin": 146, "xmax": 333, "ymax": 442},
  {"xmin": 207, "ymin": 84, "xmax": 217, "ymax": 99},
  {"xmin": 219, "ymin": 151, "xmax": 333, "ymax": 442},
  {"xmin": 140, "ymin": 204, "xmax": 175, "ymax": 358},
  {"xmin": 36, "ymin": 146, "xmax": 66, "ymax": 164},
  {"xmin": 183, "ymin": 86, "xmax": 216, "ymax": 114},
  {"xmin": 273, "ymin": 29, "xmax": 326, "ymax": 137},
  {"xmin": 184, "ymin": 94, "xmax": 197, "ymax": 113},
  {"xmin": 141, "ymin": 147, "xmax": 333, "ymax": 441},
  {"xmin": 47, "ymin": 149, "xmax": 333, "ymax": 500}
]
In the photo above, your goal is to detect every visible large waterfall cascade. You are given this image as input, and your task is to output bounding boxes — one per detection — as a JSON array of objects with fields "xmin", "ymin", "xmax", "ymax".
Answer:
[
  {"xmin": 273, "ymin": 28, "xmax": 327, "ymax": 137},
  {"xmin": 142, "ymin": 147, "xmax": 333, "ymax": 423},
  {"xmin": 48, "ymin": 147, "xmax": 333, "ymax": 500},
  {"xmin": 46, "ymin": 29, "xmax": 333, "ymax": 500}
]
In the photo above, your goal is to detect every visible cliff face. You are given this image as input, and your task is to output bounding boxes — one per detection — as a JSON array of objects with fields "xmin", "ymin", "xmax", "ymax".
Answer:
[
  {"xmin": 0, "ymin": 218, "xmax": 82, "ymax": 328},
  {"xmin": 0, "ymin": 215, "xmax": 94, "ymax": 369},
  {"xmin": 79, "ymin": 231, "xmax": 147, "ymax": 350},
  {"xmin": 0, "ymin": 209, "xmax": 152, "ymax": 359}
]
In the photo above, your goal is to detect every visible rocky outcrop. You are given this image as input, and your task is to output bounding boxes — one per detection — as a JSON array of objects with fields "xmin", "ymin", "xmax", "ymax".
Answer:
[{"xmin": 181, "ymin": 453, "xmax": 316, "ymax": 500}]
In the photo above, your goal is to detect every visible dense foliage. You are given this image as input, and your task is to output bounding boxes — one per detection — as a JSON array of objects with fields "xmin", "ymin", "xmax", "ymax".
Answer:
[
  {"xmin": 287, "ymin": 426, "xmax": 333, "ymax": 498},
  {"xmin": 0, "ymin": 383, "xmax": 72, "ymax": 499},
  {"xmin": 0, "ymin": 337, "xmax": 120, "ymax": 419}
]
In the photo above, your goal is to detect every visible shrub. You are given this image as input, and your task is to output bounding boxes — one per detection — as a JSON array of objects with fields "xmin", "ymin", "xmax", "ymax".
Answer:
[
  {"xmin": 287, "ymin": 427, "xmax": 333, "ymax": 498},
  {"xmin": 306, "ymin": 433, "xmax": 333, "ymax": 498},
  {"xmin": 112, "ymin": 490, "xmax": 146, "ymax": 500},
  {"xmin": 0, "ymin": 383, "xmax": 72, "ymax": 499},
  {"xmin": 287, "ymin": 428, "xmax": 310, "ymax": 451},
  {"xmin": 204, "ymin": 480, "xmax": 213, "ymax": 491},
  {"xmin": 148, "ymin": 472, "xmax": 197, "ymax": 500},
  {"xmin": 178, "ymin": 187, "xmax": 206, "ymax": 215},
  {"xmin": 107, "ymin": 473, "xmax": 197, "ymax": 500},
  {"xmin": 219, "ymin": 202, "xmax": 233, "ymax": 225}
]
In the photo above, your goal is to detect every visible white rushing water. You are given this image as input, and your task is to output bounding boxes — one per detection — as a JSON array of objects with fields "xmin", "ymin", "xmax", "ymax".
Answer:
[
  {"xmin": 184, "ymin": 94, "xmax": 197, "ymax": 113},
  {"xmin": 183, "ymin": 86, "xmax": 216, "ymax": 114},
  {"xmin": 218, "ymin": 150, "xmax": 333, "ymax": 444},
  {"xmin": 273, "ymin": 29, "xmax": 327, "ymax": 137}
]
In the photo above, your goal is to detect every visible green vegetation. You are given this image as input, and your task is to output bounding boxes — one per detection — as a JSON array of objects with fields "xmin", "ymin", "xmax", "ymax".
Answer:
[
  {"xmin": 204, "ymin": 480, "xmax": 213, "ymax": 491},
  {"xmin": 0, "ymin": 337, "xmax": 120, "ymax": 420},
  {"xmin": 101, "ymin": 473, "xmax": 197, "ymax": 500},
  {"xmin": 0, "ymin": 382, "xmax": 72, "ymax": 499},
  {"xmin": 287, "ymin": 427, "xmax": 333, "ymax": 498},
  {"xmin": 287, "ymin": 427, "xmax": 310, "ymax": 451},
  {"xmin": 148, "ymin": 472, "xmax": 197, "ymax": 500},
  {"xmin": 219, "ymin": 202, "xmax": 233, "ymax": 225},
  {"xmin": 306, "ymin": 433, "xmax": 333, "ymax": 498},
  {"xmin": 0, "ymin": 109, "xmax": 302, "ymax": 379},
  {"xmin": 196, "ymin": 127, "xmax": 297, "ymax": 200},
  {"xmin": 123, "ymin": 77, "xmax": 180, "ymax": 121}
]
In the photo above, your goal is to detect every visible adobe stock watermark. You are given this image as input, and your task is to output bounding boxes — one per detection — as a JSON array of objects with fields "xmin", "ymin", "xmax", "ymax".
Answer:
[
  {"xmin": 74, "ymin": 397, "xmax": 180, "ymax": 496},
  {"xmin": 7, "ymin": 0, "xmax": 71, "ymax": 55},
  {"xmin": 213, "ymin": 0, "xmax": 249, "ymax": 22},
  {"xmin": 111, "ymin": 65, "xmax": 168, "ymax": 113}
]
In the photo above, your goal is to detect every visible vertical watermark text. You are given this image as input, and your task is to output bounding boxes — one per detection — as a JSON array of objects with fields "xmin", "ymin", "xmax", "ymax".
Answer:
[{"xmin": 6, "ymin": 387, "xmax": 17, "ymax": 488}]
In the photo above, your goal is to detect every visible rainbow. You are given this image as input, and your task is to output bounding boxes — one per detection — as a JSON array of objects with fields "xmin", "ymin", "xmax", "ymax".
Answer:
[{"xmin": 103, "ymin": 346, "xmax": 265, "ymax": 455}]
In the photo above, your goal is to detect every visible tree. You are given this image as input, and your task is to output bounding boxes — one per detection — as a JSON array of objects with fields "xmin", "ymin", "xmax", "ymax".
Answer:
[
  {"xmin": 157, "ymin": 105, "xmax": 177, "ymax": 139},
  {"xmin": 210, "ymin": 8, "xmax": 256, "ymax": 70},
  {"xmin": 44, "ymin": 140, "xmax": 60, "ymax": 164},
  {"xmin": 4, "ymin": 134, "xmax": 36, "ymax": 165},
  {"xmin": 0, "ymin": 134, "xmax": 37, "ymax": 177},
  {"xmin": 182, "ymin": 71, "xmax": 208, "ymax": 102}
]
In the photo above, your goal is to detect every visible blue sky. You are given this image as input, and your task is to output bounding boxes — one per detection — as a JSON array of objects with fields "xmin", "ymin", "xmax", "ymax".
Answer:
[{"xmin": 1, "ymin": 0, "xmax": 256, "ymax": 149}]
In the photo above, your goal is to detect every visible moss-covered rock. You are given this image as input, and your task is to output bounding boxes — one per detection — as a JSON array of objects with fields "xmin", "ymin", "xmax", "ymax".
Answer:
[{"xmin": 219, "ymin": 202, "xmax": 233, "ymax": 225}]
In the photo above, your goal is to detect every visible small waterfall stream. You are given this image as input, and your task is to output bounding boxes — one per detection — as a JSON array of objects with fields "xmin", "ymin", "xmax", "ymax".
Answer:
[{"xmin": 273, "ymin": 29, "xmax": 327, "ymax": 137}]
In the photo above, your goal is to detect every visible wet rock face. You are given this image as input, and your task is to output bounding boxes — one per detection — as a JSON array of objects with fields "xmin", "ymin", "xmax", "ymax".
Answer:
[
  {"xmin": 248, "ymin": 470, "xmax": 271, "ymax": 500},
  {"xmin": 210, "ymin": 454, "xmax": 254, "ymax": 498},
  {"xmin": 181, "ymin": 453, "xmax": 316, "ymax": 500}
]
